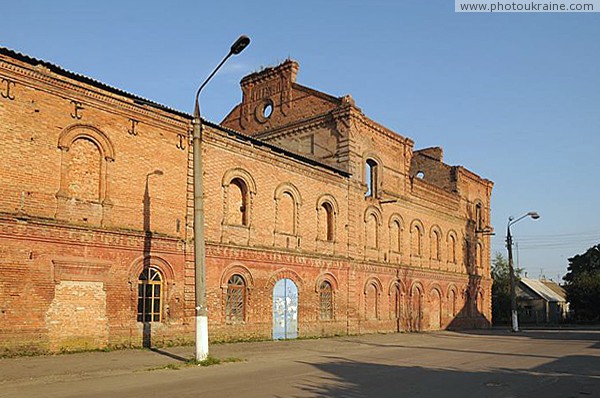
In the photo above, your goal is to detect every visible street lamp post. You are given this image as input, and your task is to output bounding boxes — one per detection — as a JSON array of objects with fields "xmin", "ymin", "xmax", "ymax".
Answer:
[
  {"xmin": 192, "ymin": 35, "xmax": 250, "ymax": 361},
  {"xmin": 506, "ymin": 211, "xmax": 540, "ymax": 333}
]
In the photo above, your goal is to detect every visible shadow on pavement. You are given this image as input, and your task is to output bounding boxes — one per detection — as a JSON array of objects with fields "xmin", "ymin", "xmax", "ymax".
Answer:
[
  {"xmin": 149, "ymin": 348, "xmax": 188, "ymax": 362},
  {"xmin": 290, "ymin": 354, "xmax": 600, "ymax": 398}
]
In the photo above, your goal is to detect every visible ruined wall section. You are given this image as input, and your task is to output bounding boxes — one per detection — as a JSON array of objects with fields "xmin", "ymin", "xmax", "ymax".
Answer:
[{"xmin": 221, "ymin": 60, "xmax": 341, "ymax": 136}]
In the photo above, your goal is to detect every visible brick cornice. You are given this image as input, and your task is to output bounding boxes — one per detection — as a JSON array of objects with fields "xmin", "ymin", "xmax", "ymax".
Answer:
[{"xmin": 0, "ymin": 215, "xmax": 184, "ymax": 254}]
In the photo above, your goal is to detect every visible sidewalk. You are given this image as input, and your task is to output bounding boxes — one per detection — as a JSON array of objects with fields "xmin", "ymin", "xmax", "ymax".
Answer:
[{"xmin": 0, "ymin": 339, "xmax": 288, "ymax": 386}]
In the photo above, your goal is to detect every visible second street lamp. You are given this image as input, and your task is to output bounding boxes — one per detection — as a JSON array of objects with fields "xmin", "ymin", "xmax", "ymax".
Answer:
[
  {"xmin": 192, "ymin": 35, "xmax": 250, "ymax": 361},
  {"xmin": 506, "ymin": 211, "xmax": 540, "ymax": 333}
]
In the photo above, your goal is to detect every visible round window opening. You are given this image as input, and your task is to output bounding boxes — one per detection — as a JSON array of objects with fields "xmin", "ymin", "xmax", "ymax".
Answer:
[
  {"xmin": 263, "ymin": 103, "xmax": 273, "ymax": 119},
  {"xmin": 255, "ymin": 99, "xmax": 274, "ymax": 123}
]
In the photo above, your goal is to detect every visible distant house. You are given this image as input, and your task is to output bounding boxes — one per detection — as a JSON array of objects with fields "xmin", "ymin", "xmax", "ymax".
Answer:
[{"xmin": 517, "ymin": 278, "xmax": 569, "ymax": 324}]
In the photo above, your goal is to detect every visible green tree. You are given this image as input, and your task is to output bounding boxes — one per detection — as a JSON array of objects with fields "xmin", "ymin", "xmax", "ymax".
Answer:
[
  {"xmin": 491, "ymin": 252, "xmax": 522, "ymax": 324},
  {"xmin": 563, "ymin": 244, "xmax": 600, "ymax": 321}
]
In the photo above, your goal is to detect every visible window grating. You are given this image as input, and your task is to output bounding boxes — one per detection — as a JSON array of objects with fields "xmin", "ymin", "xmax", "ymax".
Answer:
[
  {"xmin": 319, "ymin": 281, "xmax": 333, "ymax": 320},
  {"xmin": 226, "ymin": 274, "xmax": 246, "ymax": 322}
]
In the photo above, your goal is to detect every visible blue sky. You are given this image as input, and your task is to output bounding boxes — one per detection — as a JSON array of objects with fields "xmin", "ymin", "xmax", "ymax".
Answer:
[{"xmin": 3, "ymin": 1, "xmax": 599, "ymax": 281}]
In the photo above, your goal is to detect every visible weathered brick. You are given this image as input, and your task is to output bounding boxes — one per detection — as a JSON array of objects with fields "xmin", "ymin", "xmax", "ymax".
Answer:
[{"xmin": 0, "ymin": 49, "xmax": 492, "ymax": 354}]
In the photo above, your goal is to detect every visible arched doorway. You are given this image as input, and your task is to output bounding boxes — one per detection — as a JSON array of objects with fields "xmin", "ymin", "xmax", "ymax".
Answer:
[
  {"xmin": 392, "ymin": 283, "xmax": 402, "ymax": 332},
  {"xmin": 273, "ymin": 278, "xmax": 298, "ymax": 339},
  {"xmin": 430, "ymin": 289, "xmax": 442, "ymax": 330},
  {"xmin": 412, "ymin": 286, "xmax": 422, "ymax": 331}
]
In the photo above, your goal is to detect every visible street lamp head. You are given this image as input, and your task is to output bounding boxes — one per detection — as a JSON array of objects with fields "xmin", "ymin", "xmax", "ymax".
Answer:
[
  {"xmin": 230, "ymin": 35, "xmax": 250, "ymax": 55},
  {"xmin": 528, "ymin": 211, "xmax": 540, "ymax": 219},
  {"xmin": 152, "ymin": 170, "xmax": 164, "ymax": 176}
]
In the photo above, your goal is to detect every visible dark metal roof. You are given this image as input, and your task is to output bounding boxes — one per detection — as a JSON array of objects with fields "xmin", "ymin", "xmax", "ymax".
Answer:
[
  {"xmin": 0, "ymin": 46, "xmax": 350, "ymax": 178},
  {"xmin": 0, "ymin": 46, "xmax": 190, "ymax": 119}
]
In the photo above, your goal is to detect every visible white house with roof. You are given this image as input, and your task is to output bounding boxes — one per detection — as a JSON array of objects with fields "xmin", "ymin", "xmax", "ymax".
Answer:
[{"xmin": 517, "ymin": 277, "xmax": 569, "ymax": 324}]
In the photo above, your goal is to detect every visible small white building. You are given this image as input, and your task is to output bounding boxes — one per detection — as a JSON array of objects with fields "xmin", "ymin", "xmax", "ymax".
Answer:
[{"xmin": 517, "ymin": 278, "xmax": 569, "ymax": 324}]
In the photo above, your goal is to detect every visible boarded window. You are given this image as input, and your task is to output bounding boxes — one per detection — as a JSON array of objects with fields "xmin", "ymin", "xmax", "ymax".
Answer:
[
  {"xmin": 390, "ymin": 220, "xmax": 401, "ymax": 252},
  {"xmin": 227, "ymin": 178, "xmax": 248, "ymax": 226},
  {"xmin": 366, "ymin": 214, "xmax": 378, "ymax": 248},
  {"xmin": 411, "ymin": 225, "xmax": 422, "ymax": 257},
  {"xmin": 431, "ymin": 230, "xmax": 441, "ymax": 260},
  {"xmin": 412, "ymin": 288, "xmax": 422, "ymax": 330},
  {"xmin": 365, "ymin": 283, "xmax": 378, "ymax": 320},
  {"xmin": 392, "ymin": 284, "xmax": 401, "ymax": 320},
  {"xmin": 226, "ymin": 274, "xmax": 246, "ymax": 322},
  {"xmin": 319, "ymin": 281, "xmax": 333, "ymax": 320},
  {"xmin": 476, "ymin": 242, "xmax": 483, "ymax": 268},
  {"xmin": 449, "ymin": 289, "xmax": 457, "ymax": 317},
  {"xmin": 277, "ymin": 192, "xmax": 295, "ymax": 234},
  {"xmin": 137, "ymin": 267, "xmax": 163, "ymax": 322},
  {"xmin": 67, "ymin": 138, "xmax": 101, "ymax": 201},
  {"xmin": 448, "ymin": 235, "xmax": 457, "ymax": 264}
]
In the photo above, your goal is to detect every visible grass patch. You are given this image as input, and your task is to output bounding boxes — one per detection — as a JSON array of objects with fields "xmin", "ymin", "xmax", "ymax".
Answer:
[
  {"xmin": 187, "ymin": 355, "xmax": 221, "ymax": 367},
  {"xmin": 222, "ymin": 357, "xmax": 245, "ymax": 363},
  {"xmin": 146, "ymin": 363, "xmax": 182, "ymax": 371},
  {"xmin": 186, "ymin": 355, "xmax": 245, "ymax": 367}
]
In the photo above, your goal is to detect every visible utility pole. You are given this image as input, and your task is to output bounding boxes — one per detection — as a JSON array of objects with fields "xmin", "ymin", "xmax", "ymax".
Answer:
[{"xmin": 506, "ymin": 211, "xmax": 540, "ymax": 333}]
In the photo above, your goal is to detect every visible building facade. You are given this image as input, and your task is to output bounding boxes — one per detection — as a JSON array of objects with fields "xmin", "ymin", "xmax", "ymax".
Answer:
[{"xmin": 0, "ymin": 49, "xmax": 493, "ymax": 355}]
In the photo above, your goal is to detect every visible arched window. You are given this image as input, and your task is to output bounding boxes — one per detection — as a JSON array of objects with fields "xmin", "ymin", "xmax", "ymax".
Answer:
[
  {"xmin": 365, "ymin": 158, "xmax": 379, "ymax": 197},
  {"xmin": 277, "ymin": 192, "xmax": 296, "ymax": 234},
  {"xmin": 319, "ymin": 202, "xmax": 335, "ymax": 241},
  {"xmin": 431, "ymin": 229, "xmax": 441, "ymax": 261},
  {"xmin": 137, "ymin": 267, "xmax": 163, "ymax": 322},
  {"xmin": 448, "ymin": 233, "xmax": 457, "ymax": 264},
  {"xmin": 226, "ymin": 274, "xmax": 246, "ymax": 322},
  {"xmin": 475, "ymin": 202, "xmax": 483, "ymax": 231},
  {"xmin": 448, "ymin": 289, "xmax": 457, "ymax": 317},
  {"xmin": 366, "ymin": 213, "xmax": 378, "ymax": 248},
  {"xmin": 411, "ymin": 223, "xmax": 422, "ymax": 257},
  {"xmin": 227, "ymin": 178, "xmax": 248, "ymax": 226},
  {"xmin": 319, "ymin": 281, "xmax": 333, "ymax": 320},
  {"xmin": 476, "ymin": 242, "xmax": 483, "ymax": 269},
  {"xmin": 390, "ymin": 220, "xmax": 401, "ymax": 252},
  {"xmin": 365, "ymin": 282, "xmax": 378, "ymax": 320},
  {"xmin": 67, "ymin": 138, "xmax": 102, "ymax": 201}
]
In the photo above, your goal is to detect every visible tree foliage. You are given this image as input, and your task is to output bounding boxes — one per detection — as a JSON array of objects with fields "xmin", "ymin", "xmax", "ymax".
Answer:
[
  {"xmin": 491, "ymin": 252, "xmax": 522, "ymax": 324},
  {"xmin": 563, "ymin": 244, "xmax": 600, "ymax": 321}
]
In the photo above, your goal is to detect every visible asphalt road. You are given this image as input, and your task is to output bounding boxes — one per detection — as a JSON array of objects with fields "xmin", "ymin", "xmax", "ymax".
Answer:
[{"xmin": 1, "ymin": 328, "xmax": 599, "ymax": 397}]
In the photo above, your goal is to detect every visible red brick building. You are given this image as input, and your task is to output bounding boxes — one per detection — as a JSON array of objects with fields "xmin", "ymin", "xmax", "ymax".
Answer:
[{"xmin": 0, "ymin": 48, "xmax": 493, "ymax": 354}]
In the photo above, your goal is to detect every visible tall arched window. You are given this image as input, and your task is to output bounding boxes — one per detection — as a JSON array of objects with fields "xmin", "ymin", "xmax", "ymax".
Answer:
[
  {"xmin": 365, "ymin": 282, "xmax": 378, "ymax": 320},
  {"xmin": 431, "ymin": 229, "xmax": 441, "ymax": 261},
  {"xmin": 448, "ymin": 289, "xmax": 457, "ymax": 317},
  {"xmin": 390, "ymin": 220, "xmax": 401, "ymax": 252},
  {"xmin": 319, "ymin": 202, "xmax": 335, "ymax": 241},
  {"xmin": 277, "ymin": 192, "xmax": 296, "ymax": 234},
  {"xmin": 365, "ymin": 159, "xmax": 379, "ymax": 198},
  {"xmin": 411, "ymin": 224, "xmax": 422, "ymax": 257},
  {"xmin": 67, "ymin": 138, "xmax": 102, "ymax": 201},
  {"xmin": 475, "ymin": 202, "xmax": 483, "ymax": 231},
  {"xmin": 137, "ymin": 267, "xmax": 163, "ymax": 322},
  {"xmin": 226, "ymin": 274, "xmax": 246, "ymax": 322},
  {"xmin": 448, "ymin": 233, "xmax": 457, "ymax": 264},
  {"xmin": 366, "ymin": 213, "xmax": 378, "ymax": 248},
  {"xmin": 227, "ymin": 178, "xmax": 248, "ymax": 226},
  {"xmin": 319, "ymin": 281, "xmax": 333, "ymax": 320}
]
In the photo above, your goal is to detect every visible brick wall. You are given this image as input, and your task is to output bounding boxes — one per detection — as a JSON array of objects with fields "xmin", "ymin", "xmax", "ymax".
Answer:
[{"xmin": 0, "ymin": 49, "xmax": 492, "ymax": 355}]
